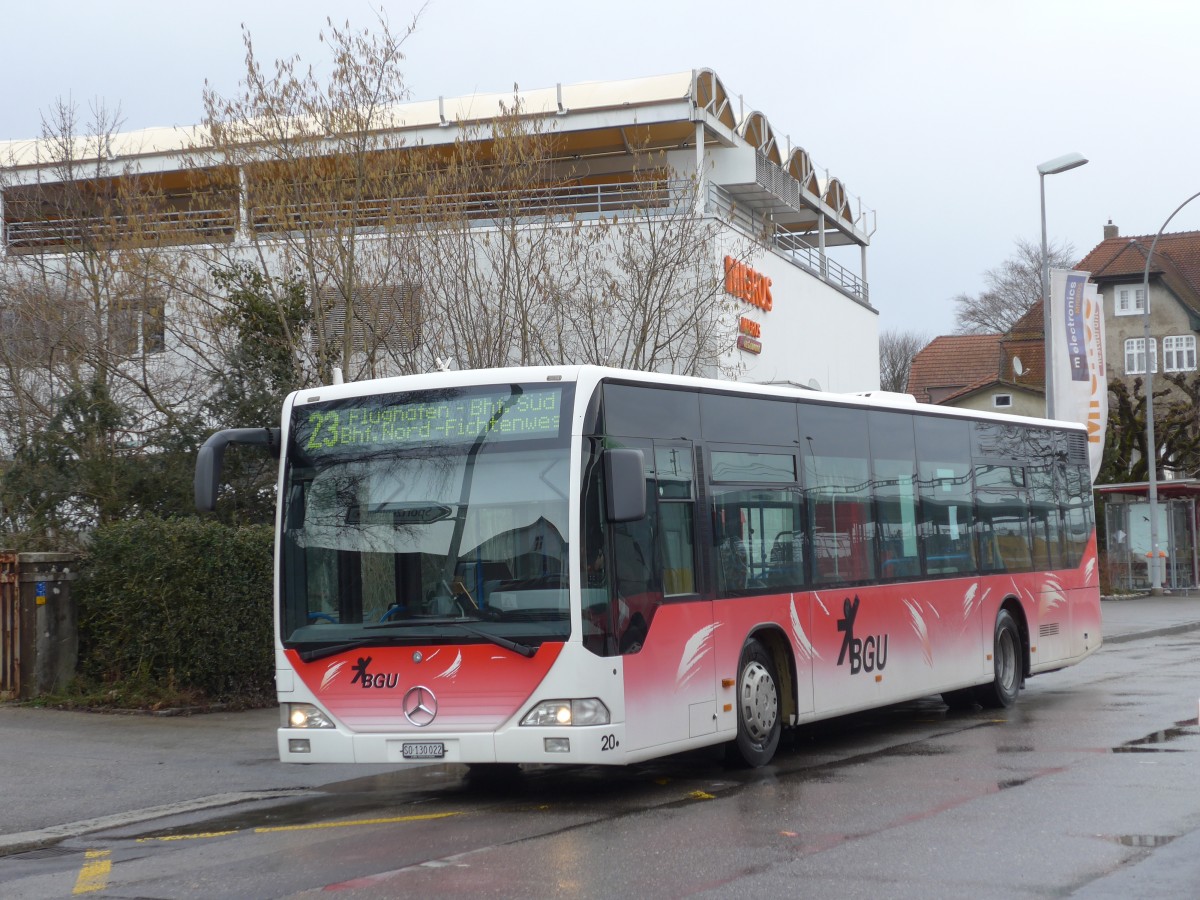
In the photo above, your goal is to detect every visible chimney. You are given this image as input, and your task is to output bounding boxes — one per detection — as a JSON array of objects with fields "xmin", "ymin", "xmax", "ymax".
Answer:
[{"xmin": 1104, "ymin": 219, "xmax": 1119, "ymax": 239}]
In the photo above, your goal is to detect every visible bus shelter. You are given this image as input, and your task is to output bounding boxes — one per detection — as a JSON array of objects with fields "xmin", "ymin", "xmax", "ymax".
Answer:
[{"xmin": 1095, "ymin": 480, "xmax": 1200, "ymax": 592}]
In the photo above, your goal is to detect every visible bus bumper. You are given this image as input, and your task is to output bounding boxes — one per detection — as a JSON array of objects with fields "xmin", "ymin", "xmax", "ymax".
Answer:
[{"xmin": 278, "ymin": 723, "xmax": 628, "ymax": 766}]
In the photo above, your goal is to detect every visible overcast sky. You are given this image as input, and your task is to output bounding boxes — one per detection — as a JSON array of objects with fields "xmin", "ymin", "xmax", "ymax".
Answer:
[{"xmin": 4, "ymin": 0, "xmax": 1199, "ymax": 338}]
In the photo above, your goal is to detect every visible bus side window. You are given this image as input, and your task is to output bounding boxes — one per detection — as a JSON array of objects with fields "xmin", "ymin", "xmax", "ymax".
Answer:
[
  {"xmin": 712, "ymin": 487, "xmax": 804, "ymax": 595},
  {"xmin": 801, "ymin": 406, "xmax": 876, "ymax": 585},
  {"xmin": 1062, "ymin": 465, "xmax": 1093, "ymax": 567},
  {"xmin": 870, "ymin": 412, "xmax": 920, "ymax": 582},
  {"xmin": 655, "ymin": 444, "xmax": 697, "ymax": 597},
  {"xmin": 914, "ymin": 416, "xmax": 975, "ymax": 577},
  {"xmin": 1029, "ymin": 464, "xmax": 1065, "ymax": 569}
]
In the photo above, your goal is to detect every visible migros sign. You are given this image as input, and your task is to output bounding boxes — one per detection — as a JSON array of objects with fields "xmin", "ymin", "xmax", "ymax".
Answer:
[{"xmin": 723, "ymin": 256, "xmax": 772, "ymax": 311}]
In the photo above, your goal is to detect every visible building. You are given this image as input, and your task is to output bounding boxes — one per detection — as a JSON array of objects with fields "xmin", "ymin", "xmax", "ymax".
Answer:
[
  {"xmin": 1077, "ymin": 221, "xmax": 1200, "ymax": 591},
  {"xmin": 904, "ymin": 302, "xmax": 1046, "ymax": 417},
  {"xmin": 1077, "ymin": 220, "xmax": 1200, "ymax": 391},
  {"xmin": 0, "ymin": 69, "xmax": 879, "ymax": 393}
]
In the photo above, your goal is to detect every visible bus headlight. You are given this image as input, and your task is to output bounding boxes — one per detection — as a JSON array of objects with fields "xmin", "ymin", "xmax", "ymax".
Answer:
[
  {"xmin": 521, "ymin": 698, "xmax": 610, "ymax": 727},
  {"xmin": 285, "ymin": 703, "xmax": 334, "ymax": 729}
]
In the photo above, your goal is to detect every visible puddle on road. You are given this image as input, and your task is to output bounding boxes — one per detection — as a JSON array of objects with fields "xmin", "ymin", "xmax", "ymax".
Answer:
[
  {"xmin": 884, "ymin": 744, "xmax": 955, "ymax": 758},
  {"xmin": 1111, "ymin": 718, "xmax": 1199, "ymax": 753},
  {"xmin": 1106, "ymin": 834, "xmax": 1178, "ymax": 848},
  {"xmin": 996, "ymin": 777, "xmax": 1034, "ymax": 791}
]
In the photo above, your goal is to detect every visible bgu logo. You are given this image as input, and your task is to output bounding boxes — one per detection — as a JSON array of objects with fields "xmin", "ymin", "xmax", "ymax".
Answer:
[
  {"xmin": 350, "ymin": 656, "xmax": 399, "ymax": 689},
  {"xmin": 837, "ymin": 596, "xmax": 888, "ymax": 674}
]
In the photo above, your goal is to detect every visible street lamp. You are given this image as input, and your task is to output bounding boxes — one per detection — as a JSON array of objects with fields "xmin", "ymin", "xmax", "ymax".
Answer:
[
  {"xmin": 1141, "ymin": 189, "xmax": 1200, "ymax": 595},
  {"xmin": 1038, "ymin": 152, "xmax": 1089, "ymax": 420}
]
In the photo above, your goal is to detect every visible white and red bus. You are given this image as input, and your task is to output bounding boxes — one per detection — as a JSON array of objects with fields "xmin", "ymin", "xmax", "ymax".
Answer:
[{"xmin": 195, "ymin": 365, "xmax": 1101, "ymax": 768}]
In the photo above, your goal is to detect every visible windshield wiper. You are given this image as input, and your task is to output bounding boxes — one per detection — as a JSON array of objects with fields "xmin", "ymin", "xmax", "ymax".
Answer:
[
  {"xmin": 365, "ymin": 617, "xmax": 536, "ymax": 658},
  {"xmin": 296, "ymin": 636, "xmax": 405, "ymax": 663}
]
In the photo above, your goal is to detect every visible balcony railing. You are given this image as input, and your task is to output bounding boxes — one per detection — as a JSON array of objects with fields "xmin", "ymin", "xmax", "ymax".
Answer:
[
  {"xmin": 4, "ymin": 206, "xmax": 238, "ymax": 252},
  {"xmin": 248, "ymin": 178, "xmax": 680, "ymax": 233},
  {"xmin": 2, "ymin": 177, "xmax": 868, "ymax": 304},
  {"xmin": 706, "ymin": 183, "xmax": 869, "ymax": 303}
]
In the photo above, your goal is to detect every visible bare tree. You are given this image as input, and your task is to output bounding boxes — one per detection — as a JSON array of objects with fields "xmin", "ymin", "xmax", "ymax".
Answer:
[
  {"xmin": 953, "ymin": 237, "xmax": 1075, "ymax": 334},
  {"xmin": 878, "ymin": 329, "xmax": 929, "ymax": 393},
  {"xmin": 416, "ymin": 122, "xmax": 751, "ymax": 376},
  {"xmin": 413, "ymin": 97, "xmax": 574, "ymax": 371},
  {"xmin": 0, "ymin": 100, "xmax": 206, "ymax": 544},
  {"xmin": 196, "ymin": 7, "xmax": 762, "ymax": 381},
  {"xmin": 561, "ymin": 164, "xmax": 750, "ymax": 377},
  {"xmin": 198, "ymin": 9, "xmax": 427, "ymax": 382}
]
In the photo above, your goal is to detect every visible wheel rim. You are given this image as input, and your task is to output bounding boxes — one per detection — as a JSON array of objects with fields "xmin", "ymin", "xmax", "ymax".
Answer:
[
  {"xmin": 996, "ymin": 626, "xmax": 1017, "ymax": 695},
  {"xmin": 739, "ymin": 660, "xmax": 778, "ymax": 744}
]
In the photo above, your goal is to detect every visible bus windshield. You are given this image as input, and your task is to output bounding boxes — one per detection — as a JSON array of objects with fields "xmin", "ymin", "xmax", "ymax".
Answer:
[{"xmin": 280, "ymin": 383, "xmax": 574, "ymax": 649}]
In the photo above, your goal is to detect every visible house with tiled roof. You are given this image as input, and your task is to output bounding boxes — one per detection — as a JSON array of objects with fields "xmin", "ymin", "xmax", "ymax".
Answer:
[
  {"xmin": 905, "ymin": 304, "xmax": 1046, "ymax": 417},
  {"xmin": 1078, "ymin": 221, "xmax": 1200, "ymax": 389},
  {"xmin": 1078, "ymin": 221, "xmax": 1200, "ymax": 592}
]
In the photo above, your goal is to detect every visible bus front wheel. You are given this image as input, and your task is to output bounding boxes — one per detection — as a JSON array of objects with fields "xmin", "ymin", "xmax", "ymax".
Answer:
[
  {"xmin": 975, "ymin": 608, "xmax": 1022, "ymax": 709},
  {"xmin": 727, "ymin": 638, "xmax": 782, "ymax": 767}
]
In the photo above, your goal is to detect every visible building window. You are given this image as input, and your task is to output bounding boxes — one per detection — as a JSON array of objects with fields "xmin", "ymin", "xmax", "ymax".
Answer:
[
  {"xmin": 319, "ymin": 282, "xmax": 422, "ymax": 356},
  {"xmin": 1124, "ymin": 338, "xmax": 1157, "ymax": 375},
  {"xmin": 111, "ymin": 298, "xmax": 166, "ymax": 357},
  {"xmin": 992, "ymin": 394, "xmax": 1013, "ymax": 408},
  {"xmin": 1115, "ymin": 286, "xmax": 1147, "ymax": 317},
  {"xmin": 1163, "ymin": 335, "xmax": 1197, "ymax": 372}
]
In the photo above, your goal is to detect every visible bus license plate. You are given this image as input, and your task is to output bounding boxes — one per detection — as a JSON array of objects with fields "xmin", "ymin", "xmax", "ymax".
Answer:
[{"xmin": 401, "ymin": 742, "xmax": 445, "ymax": 760}]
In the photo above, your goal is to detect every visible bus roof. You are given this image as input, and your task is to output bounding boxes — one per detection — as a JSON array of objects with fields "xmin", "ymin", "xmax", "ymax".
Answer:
[{"xmin": 285, "ymin": 365, "xmax": 1085, "ymax": 433}]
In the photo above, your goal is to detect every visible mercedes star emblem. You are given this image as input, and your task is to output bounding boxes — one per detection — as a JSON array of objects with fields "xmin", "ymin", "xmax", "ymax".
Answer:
[{"xmin": 403, "ymin": 685, "xmax": 438, "ymax": 727}]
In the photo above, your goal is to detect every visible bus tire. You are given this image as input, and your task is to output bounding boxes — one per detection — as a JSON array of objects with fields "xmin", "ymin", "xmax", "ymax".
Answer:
[
  {"xmin": 975, "ymin": 608, "xmax": 1021, "ymax": 709},
  {"xmin": 727, "ymin": 638, "xmax": 781, "ymax": 767},
  {"xmin": 940, "ymin": 687, "xmax": 977, "ymax": 711}
]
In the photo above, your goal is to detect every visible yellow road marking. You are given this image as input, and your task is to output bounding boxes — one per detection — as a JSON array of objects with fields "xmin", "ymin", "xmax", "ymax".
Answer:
[
  {"xmin": 136, "ymin": 811, "xmax": 462, "ymax": 843},
  {"xmin": 255, "ymin": 811, "xmax": 461, "ymax": 834},
  {"xmin": 137, "ymin": 830, "xmax": 238, "ymax": 843},
  {"xmin": 72, "ymin": 849, "xmax": 111, "ymax": 895}
]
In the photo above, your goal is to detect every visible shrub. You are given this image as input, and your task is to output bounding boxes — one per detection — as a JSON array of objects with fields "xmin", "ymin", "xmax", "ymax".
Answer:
[{"xmin": 75, "ymin": 517, "xmax": 274, "ymax": 705}]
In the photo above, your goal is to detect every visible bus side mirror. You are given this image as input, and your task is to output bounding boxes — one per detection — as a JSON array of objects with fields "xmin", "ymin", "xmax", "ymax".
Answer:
[
  {"xmin": 603, "ymin": 448, "xmax": 646, "ymax": 523},
  {"xmin": 195, "ymin": 427, "xmax": 281, "ymax": 512}
]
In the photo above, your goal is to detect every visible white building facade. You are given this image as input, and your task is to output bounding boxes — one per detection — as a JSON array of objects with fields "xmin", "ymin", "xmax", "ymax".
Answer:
[{"xmin": 0, "ymin": 69, "xmax": 878, "ymax": 393}]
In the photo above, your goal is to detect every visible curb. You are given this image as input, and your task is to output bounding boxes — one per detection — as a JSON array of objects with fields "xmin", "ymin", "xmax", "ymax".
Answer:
[
  {"xmin": 0, "ymin": 789, "xmax": 310, "ymax": 857},
  {"xmin": 1104, "ymin": 620, "xmax": 1200, "ymax": 644}
]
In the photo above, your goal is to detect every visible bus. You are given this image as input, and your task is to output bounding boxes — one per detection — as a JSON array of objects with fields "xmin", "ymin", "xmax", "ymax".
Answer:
[{"xmin": 195, "ymin": 365, "xmax": 1101, "ymax": 768}]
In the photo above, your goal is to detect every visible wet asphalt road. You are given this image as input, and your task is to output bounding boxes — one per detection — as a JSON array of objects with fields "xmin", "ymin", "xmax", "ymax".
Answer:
[{"xmin": 2, "ymin": 597, "xmax": 1199, "ymax": 897}]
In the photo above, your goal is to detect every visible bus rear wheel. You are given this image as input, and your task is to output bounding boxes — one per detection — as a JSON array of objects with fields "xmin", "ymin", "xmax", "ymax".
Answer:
[
  {"xmin": 727, "ymin": 638, "xmax": 781, "ymax": 767},
  {"xmin": 975, "ymin": 608, "xmax": 1022, "ymax": 709}
]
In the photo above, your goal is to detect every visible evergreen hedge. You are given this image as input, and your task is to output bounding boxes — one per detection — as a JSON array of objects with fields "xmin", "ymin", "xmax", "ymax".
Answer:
[{"xmin": 75, "ymin": 517, "xmax": 275, "ymax": 705}]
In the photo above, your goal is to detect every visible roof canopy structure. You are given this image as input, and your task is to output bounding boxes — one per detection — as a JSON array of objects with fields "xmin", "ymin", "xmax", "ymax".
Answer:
[{"xmin": 1, "ymin": 68, "xmax": 874, "ymax": 249}]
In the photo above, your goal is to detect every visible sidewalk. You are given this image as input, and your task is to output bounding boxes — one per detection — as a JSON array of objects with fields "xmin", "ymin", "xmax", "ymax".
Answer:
[
  {"xmin": 2, "ymin": 594, "xmax": 1199, "ymax": 855},
  {"xmin": 1099, "ymin": 591, "xmax": 1200, "ymax": 642}
]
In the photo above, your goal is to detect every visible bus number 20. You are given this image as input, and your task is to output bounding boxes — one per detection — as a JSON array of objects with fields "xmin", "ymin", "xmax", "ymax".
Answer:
[{"xmin": 601, "ymin": 734, "xmax": 619, "ymax": 752}]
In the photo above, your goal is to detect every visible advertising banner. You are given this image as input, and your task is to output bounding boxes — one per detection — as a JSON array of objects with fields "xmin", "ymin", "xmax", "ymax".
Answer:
[{"xmin": 1049, "ymin": 268, "xmax": 1107, "ymax": 481}]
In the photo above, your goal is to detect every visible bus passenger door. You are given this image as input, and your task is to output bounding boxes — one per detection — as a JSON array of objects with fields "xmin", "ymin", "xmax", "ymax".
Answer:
[{"xmin": 620, "ymin": 441, "xmax": 717, "ymax": 753}]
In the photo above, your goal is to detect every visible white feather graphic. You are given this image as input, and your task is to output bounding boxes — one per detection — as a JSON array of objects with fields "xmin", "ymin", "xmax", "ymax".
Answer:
[
  {"xmin": 675, "ymin": 624, "xmax": 720, "ymax": 690},
  {"xmin": 903, "ymin": 598, "xmax": 933, "ymax": 667},
  {"xmin": 789, "ymin": 599, "xmax": 820, "ymax": 661},
  {"xmin": 436, "ymin": 650, "xmax": 462, "ymax": 680},
  {"xmin": 1084, "ymin": 556, "xmax": 1096, "ymax": 584},
  {"xmin": 815, "ymin": 596, "xmax": 830, "ymax": 618},
  {"xmin": 1040, "ymin": 576, "xmax": 1066, "ymax": 616},
  {"xmin": 321, "ymin": 660, "xmax": 346, "ymax": 692},
  {"xmin": 962, "ymin": 583, "xmax": 979, "ymax": 621}
]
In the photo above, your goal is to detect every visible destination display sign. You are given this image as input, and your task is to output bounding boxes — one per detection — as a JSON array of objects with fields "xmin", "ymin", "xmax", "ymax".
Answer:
[{"xmin": 292, "ymin": 386, "xmax": 565, "ymax": 456}]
